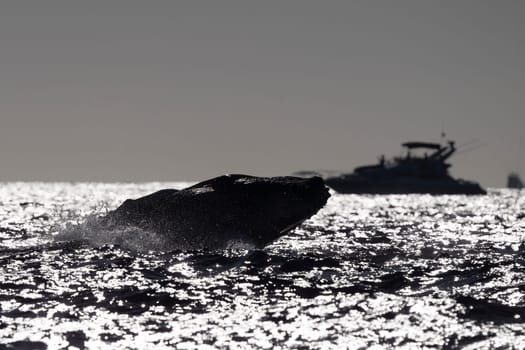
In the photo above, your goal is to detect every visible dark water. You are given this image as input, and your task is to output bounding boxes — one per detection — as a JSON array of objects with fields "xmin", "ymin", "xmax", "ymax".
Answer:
[{"xmin": 1, "ymin": 183, "xmax": 524, "ymax": 349}]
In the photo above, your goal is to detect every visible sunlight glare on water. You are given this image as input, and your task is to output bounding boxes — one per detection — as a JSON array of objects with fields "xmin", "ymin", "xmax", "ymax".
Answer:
[{"xmin": 0, "ymin": 183, "xmax": 525, "ymax": 349}]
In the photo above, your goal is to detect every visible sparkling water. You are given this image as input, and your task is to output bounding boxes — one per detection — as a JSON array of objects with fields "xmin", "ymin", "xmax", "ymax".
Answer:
[{"xmin": 1, "ymin": 183, "xmax": 524, "ymax": 349}]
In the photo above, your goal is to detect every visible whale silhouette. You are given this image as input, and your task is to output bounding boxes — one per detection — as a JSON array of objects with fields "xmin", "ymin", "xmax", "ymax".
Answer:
[{"xmin": 100, "ymin": 174, "xmax": 330, "ymax": 250}]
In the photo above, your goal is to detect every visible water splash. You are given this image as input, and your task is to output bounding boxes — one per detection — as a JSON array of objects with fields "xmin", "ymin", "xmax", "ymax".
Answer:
[
  {"xmin": 54, "ymin": 213, "xmax": 258, "ymax": 253},
  {"xmin": 54, "ymin": 214, "xmax": 175, "ymax": 252}
]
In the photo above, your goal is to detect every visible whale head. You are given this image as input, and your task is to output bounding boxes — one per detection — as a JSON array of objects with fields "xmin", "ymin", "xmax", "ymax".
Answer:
[{"xmin": 187, "ymin": 174, "xmax": 331, "ymax": 247}]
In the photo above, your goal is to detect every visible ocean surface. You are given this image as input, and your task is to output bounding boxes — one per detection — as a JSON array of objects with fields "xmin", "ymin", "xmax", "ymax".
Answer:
[{"xmin": 0, "ymin": 182, "xmax": 524, "ymax": 349}]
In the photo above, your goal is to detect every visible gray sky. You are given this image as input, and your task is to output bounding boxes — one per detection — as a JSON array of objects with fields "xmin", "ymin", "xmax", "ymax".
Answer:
[{"xmin": 0, "ymin": 1, "xmax": 523, "ymax": 186}]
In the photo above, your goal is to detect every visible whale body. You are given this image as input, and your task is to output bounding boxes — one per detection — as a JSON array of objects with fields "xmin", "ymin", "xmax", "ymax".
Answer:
[{"xmin": 100, "ymin": 174, "xmax": 330, "ymax": 250}]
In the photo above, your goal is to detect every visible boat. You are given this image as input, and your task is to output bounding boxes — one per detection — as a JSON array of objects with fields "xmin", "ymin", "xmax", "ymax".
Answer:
[
  {"xmin": 507, "ymin": 172, "xmax": 524, "ymax": 189},
  {"xmin": 323, "ymin": 140, "xmax": 486, "ymax": 195}
]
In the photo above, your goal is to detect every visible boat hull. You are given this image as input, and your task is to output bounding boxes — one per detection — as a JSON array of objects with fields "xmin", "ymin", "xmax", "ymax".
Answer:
[{"xmin": 325, "ymin": 175, "xmax": 486, "ymax": 195}]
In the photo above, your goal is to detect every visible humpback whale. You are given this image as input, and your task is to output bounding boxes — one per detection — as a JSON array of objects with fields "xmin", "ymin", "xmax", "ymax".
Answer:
[{"xmin": 100, "ymin": 174, "xmax": 330, "ymax": 250}]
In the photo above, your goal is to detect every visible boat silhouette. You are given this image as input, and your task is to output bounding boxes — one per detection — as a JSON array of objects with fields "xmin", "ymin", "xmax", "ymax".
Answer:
[
  {"xmin": 324, "ymin": 140, "xmax": 486, "ymax": 195},
  {"xmin": 507, "ymin": 172, "xmax": 524, "ymax": 189}
]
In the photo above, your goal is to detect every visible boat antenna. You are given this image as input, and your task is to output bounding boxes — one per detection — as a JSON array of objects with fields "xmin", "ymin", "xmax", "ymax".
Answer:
[
  {"xmin": 453, "ymin": 142, "xmax": 487, "ymax": 157},
  {"xmin": 456, "ymin": 139, "xmax": 482, "ymax": 150}
]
